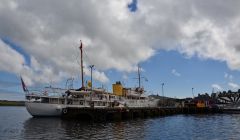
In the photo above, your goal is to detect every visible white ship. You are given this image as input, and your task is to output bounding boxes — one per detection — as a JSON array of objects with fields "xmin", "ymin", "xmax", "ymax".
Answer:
[{"xmin": 22, "ymin": 41, "xmax": 159, "ymax": 117}]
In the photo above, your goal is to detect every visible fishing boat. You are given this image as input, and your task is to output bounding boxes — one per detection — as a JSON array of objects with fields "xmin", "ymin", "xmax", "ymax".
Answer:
[{"xmin": 22, "ymin": 41, "xmax": 159, "ymax": 117}]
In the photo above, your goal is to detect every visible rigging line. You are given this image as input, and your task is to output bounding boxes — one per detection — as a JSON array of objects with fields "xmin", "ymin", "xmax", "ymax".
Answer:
[
  {"xmin": 83, "ymin": 49, "xmax": 94, "ymax": 67},
  {"xmin": 75, "ymin": 59, "xmax": 81, "ymax": 83},
  {"xmin": 74, "ymin": 50, "xmax": 81, "ymax": 66},
  {"xmin": 69, "ymin": 44, "xmax": 81, "ymax": 84},
  {"xmin": 75, "ymin": 44, "xmax": 94, "ymax": 69},
  {"xmin": 73, "ymin": 44, "xmax": 82, "ymax": 64},
  {"xmin": 73, "ymin": 44, "xmax": 80, "ymax": 64}
]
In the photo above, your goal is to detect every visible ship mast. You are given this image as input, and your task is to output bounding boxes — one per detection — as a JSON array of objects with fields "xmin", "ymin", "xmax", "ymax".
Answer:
[
  {"xmin": 79, "ymin": 40, "xmax": 84, "ymax": 89},
  {"xmin": 137, "ymin": 64, "xmax": 141, "ymax": 88}
]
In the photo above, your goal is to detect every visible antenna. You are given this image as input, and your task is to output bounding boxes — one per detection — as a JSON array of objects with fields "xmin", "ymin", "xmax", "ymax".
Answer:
[{"xmin": 134, "ymin": 64, "xmax": 147, "ymax": 88}]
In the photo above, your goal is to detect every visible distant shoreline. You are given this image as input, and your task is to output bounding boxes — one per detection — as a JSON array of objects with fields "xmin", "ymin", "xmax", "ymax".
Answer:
[{"xmin": 0, "ymin": 100, "xmax": 25, "ymax": 106}]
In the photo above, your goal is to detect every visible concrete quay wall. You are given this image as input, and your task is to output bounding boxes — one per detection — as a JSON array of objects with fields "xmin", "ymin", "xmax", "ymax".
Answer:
[{"xmin": 62, "ymin": 107, "xmax": 221, "ymax": 122}]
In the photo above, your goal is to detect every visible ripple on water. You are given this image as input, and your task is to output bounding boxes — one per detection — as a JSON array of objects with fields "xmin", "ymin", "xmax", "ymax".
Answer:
[{"xmin": 2, "ymin": 107, "xmax": 240, "ymax": 140}]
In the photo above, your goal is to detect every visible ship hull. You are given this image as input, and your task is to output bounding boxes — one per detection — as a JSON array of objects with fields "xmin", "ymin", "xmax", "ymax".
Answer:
[{"xmin": 25, "ymin": 102, "xmax": 63, "ymax": 117}]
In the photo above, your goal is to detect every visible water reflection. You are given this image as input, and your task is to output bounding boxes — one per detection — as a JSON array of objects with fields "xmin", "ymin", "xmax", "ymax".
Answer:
[
  {"xmin": 23, "ymin": 118, "xmax": 67, "ymax": 140},
  {"xmin": 23, "ymin": 118, "xmax": 147, "ymax": 140},
  {"xmin": 4, "ymin": 107, "xmax": 240, "ymax": 140}
]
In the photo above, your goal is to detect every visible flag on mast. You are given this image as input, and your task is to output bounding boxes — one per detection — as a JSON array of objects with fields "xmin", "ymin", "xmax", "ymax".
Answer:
[
  {"xmin": 80, "ymin": 40, "xmax": 83, "ymax": 49},
  {"xmin": 20, "ymin": 76, "xmax": 28, "ymax": 92}
]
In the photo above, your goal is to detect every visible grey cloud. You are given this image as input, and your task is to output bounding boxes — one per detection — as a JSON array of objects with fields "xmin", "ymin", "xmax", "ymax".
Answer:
[{"xmin": 1, "ymin": 0, "xmax": 240, "ymax": 85}]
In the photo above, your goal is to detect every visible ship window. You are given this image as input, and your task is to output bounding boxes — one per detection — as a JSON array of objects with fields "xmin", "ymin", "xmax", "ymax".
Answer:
[
  {"xmin": 79, "ymin": 95, "xmax": 84, "ymax": 98},
  {"xmin": 41, "ymin": 98, "xmax": 49, "ymax": 103}
]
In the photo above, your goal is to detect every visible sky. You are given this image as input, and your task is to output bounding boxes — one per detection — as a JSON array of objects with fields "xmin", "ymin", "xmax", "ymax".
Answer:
[{"xmin": 1, "ymin": 0, "xmax": 240, "ymax": 100}]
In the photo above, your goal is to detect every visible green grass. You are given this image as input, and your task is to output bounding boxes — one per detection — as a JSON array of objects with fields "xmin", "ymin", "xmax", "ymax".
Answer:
[{"xmin": 0, "ymin": 100, "xmax": 25, "ymax": 106}]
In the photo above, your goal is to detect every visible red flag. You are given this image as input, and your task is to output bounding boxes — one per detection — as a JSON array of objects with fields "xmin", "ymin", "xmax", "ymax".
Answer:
[
  {"xmin": 80, "ymin": 40, "xmax": 83, "ymax": 49},
  {"xmin": 20, "ymin": 77, "xmax": 28, "ymax": 92}
]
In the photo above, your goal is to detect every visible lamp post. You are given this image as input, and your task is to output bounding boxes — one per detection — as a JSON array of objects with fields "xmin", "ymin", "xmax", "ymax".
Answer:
[
  {"xmin": 192, "ymin": 87, "xmax": 194, "ymax": 98},
  {"xmin": 89, "ymin": 65, "xmax": 94, "ymax": 107},
  {"xmin": 89, "ymin": 65, "xmax": 94, "ymax": 90},
  {"xmin": 161, "ymin": 83, "xmax": 165, "ymax": 97}
]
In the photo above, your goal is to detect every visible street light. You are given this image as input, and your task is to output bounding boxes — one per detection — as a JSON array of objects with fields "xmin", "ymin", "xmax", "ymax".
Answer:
[
  {"xmin": 162, "ymin": 83, "xmax": 165, "ymax": 97},
  {"xmin": 89, "ymin": 65, "xmax": 94, "ymax": 90},
  {"xmin": 89, "ymin": 65, "xmax": 94, "ymax": 108},
  {"xmin": 192, "ymin": 87, "xmax": 194, "ymax": 98}
]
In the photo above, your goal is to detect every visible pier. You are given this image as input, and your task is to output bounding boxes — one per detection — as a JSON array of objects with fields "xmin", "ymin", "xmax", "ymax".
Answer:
[{"xmin": 62, "ymin": 107, "xmax": 221, "ymax": 122}]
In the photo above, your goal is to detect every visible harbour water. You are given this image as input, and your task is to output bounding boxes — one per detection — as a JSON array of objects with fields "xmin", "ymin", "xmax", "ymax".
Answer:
[{"xmin": 1, "ymin": 107, "xmax": 240, "ymax": 140}]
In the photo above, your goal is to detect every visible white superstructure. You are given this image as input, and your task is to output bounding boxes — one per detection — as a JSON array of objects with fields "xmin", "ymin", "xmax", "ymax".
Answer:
[
  {"xmin": 22, "ymin": 41, "xmax": 159, "ymax": 117},
  {"xmin": 25, "ymin": 87, "xmax": 159, "ymax": 117}
]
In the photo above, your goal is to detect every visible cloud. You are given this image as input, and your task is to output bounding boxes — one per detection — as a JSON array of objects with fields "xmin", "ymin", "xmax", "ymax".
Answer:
[
  {"xmin": 179, "ymin": 17, "xmax": 240, "ymax": 70},
  {"xmin": 228, "ymin": 82, "xmax": 240, "ymax": 90},
  {"xmin": 171, "ymin": 69, "xmax": 181, "ymax": 77},
  {"xmin": 0, "ymin": 39, "xmax": 25, "ymax": 73},
  {"xmin": 0, "ymin": 80, "xmax": 20, "ymax": 88},
  {"xmin": 1, "ymin": 0, "xmax": 240, "ymax": 86},
  {"xmin": 224, "ymin": 72, "xmax": 233, "ymax": 81},
  {"xmin": 211, "ymin": 84, "xmax": 223, "ymax": 91},
  {"xmin": 122, "ymin": 74, "xmax": 128, "ymax": 80},
  {"xmin": 128, "ymin": 0, "xmax": 137, "ymax": 12},
  {"xmin": 0, "ymin": 91, "xmax": 24, "ymax": 101},
  {"xmin": 0, "ymin": 0, "xmax": 153, "ymax": 85}
]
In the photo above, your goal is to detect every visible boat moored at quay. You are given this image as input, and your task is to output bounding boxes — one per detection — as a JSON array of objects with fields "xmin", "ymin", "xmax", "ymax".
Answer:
[
  {"xmin": 22, "ymin": 41, "xmax": 159, "ymax": 117},
  {"xmin": 25, "ymin": 85, "xmax": 159, "ymax": 117}
]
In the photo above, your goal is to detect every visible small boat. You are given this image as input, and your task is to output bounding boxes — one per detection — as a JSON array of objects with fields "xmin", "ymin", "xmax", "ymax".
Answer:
[{"xmin": 221, "ymin": 105, "xmax": 240, "ymax": 114}]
